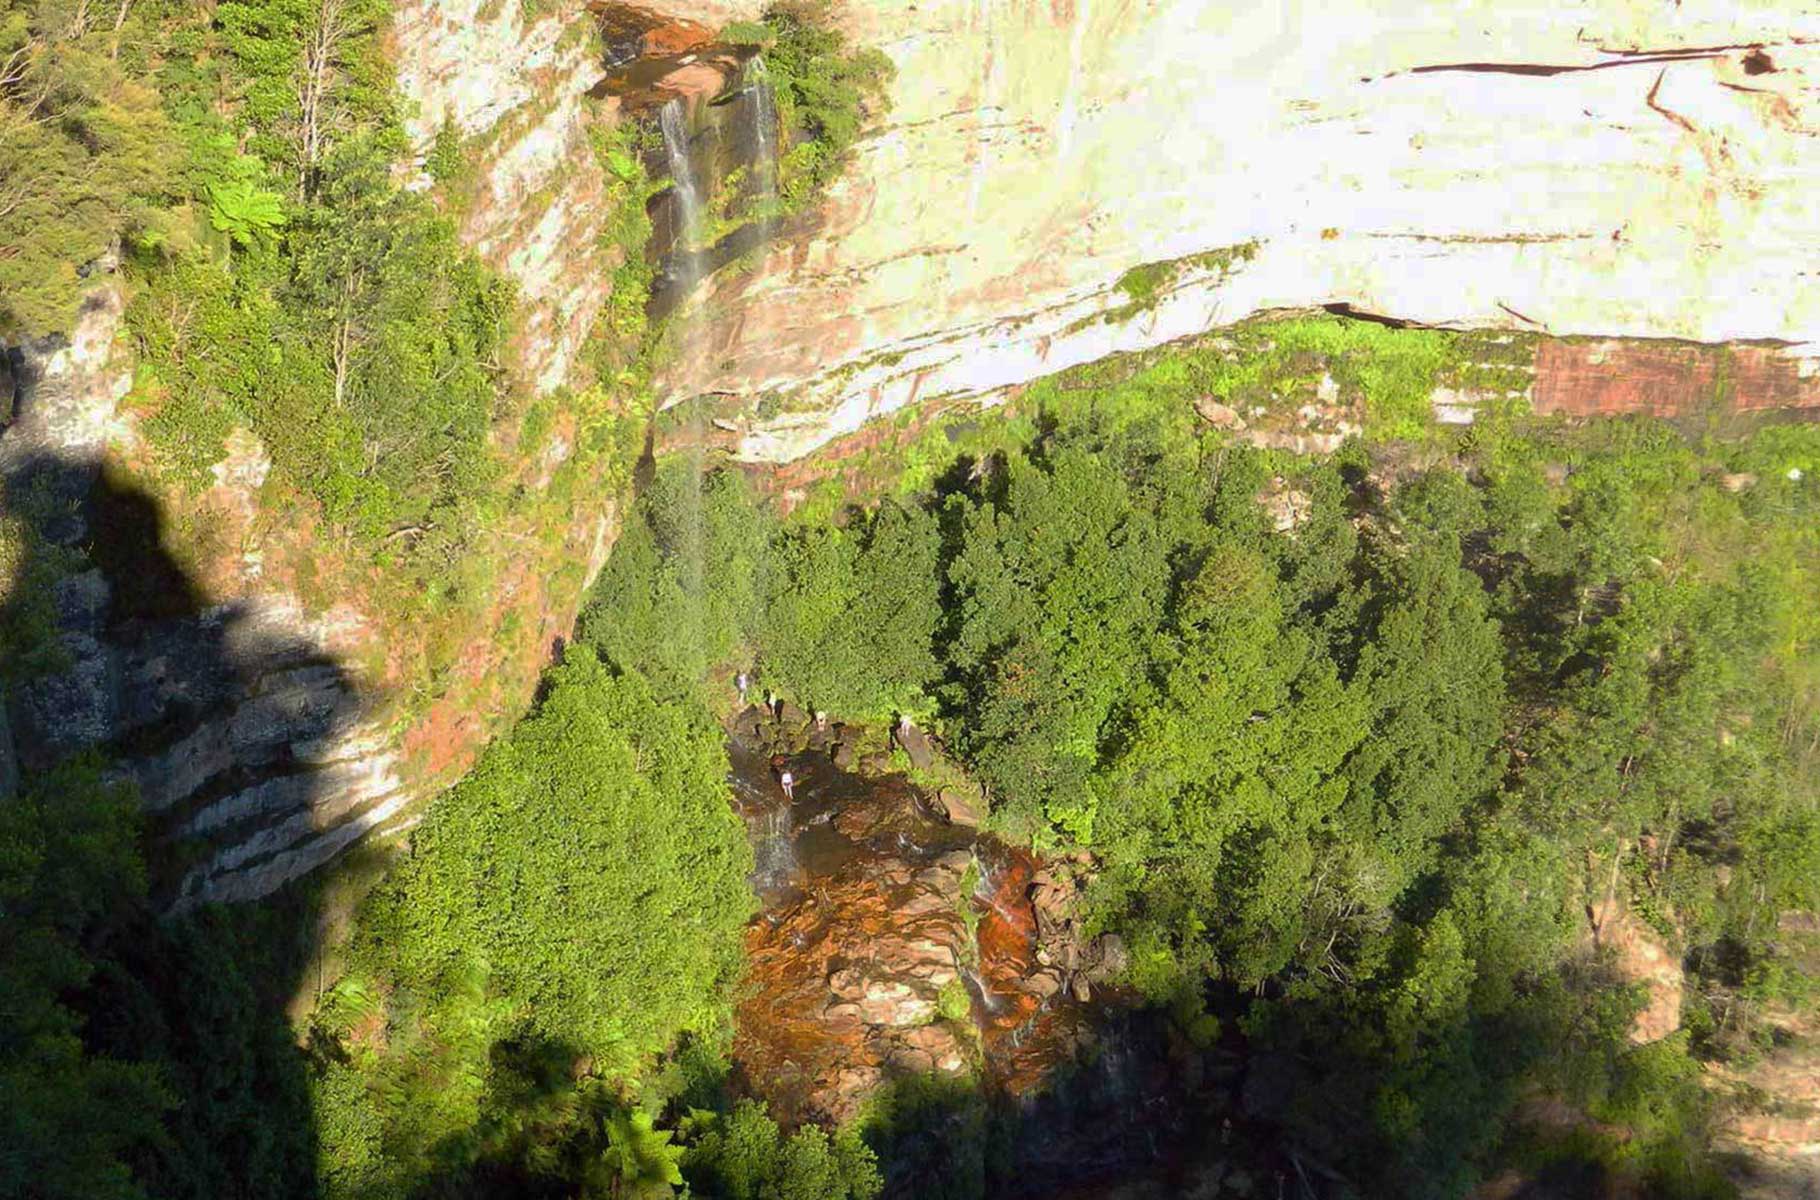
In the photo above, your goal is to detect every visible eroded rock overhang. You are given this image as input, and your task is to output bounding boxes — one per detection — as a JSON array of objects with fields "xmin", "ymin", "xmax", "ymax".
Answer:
[{"xmin": 649, "ymin": 1, "xmax": 1820, "ymax": 462}]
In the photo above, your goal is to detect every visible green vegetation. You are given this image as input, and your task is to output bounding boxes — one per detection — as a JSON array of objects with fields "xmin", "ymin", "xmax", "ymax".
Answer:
[
  {"xmin": 0, "ymin": 495, "xmax": 78, "ymax": 685},
  {"xmin": 8, "ymin": 298, "xmax": 1818, "ymax": 1197},
  {"xmin": 1100, "ymin": 241, "xmax": 1260, "ymax": 326},
  {"xmin": 3, "ymin": 0, "xmax": 650, "ymax": 592},
  {"xmin": 682, "ymin": 1101, "xmax": 881, "ymax": 1200},
  {"xmin": 570, "ymin": 325, "xmax": 1819, "ymax": 1196},
  {"xmin": 5, "ymin": 0, "xmax": 1816, "ymax": 1193},
  {"xmin": 760, "ymin": 3, "xmax": 894, "ymax": 211},
  {"xmin": 0, "ymin": 1, "xmax": 180, "ymax": 337},
  {"xmin": 715, "ymin": 3, "xmax": 894, "ymax": 220},
  {"xmin": 0, "ymin": 757, "xmax": 322, "ymax": 1200},
  {"xmin": 108, "ymin": 0, "xmax": 514, "ymax": 555},
  {"xmin": 306, "ymin": 649, "xmax": 756, "ymax": 1194}
]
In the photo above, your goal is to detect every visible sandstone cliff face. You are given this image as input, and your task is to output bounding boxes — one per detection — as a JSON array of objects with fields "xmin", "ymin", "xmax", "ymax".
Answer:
[
  {"xmin": 0, "ymin": 291, "xmax": 416, "ymax": 906},
  {"xmin": 0, "ymin": 5, "xmax": 633, "ymax": 906},
  {"xmin": 392, "ymin": 0, "xmax": 614, "ymax": 392},
  {"xmin": 658, "ymin": 1, "xmax": 1820, "ymax": 460}
]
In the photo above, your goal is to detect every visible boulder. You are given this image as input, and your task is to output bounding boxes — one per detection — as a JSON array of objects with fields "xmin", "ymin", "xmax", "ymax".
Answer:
[
  {"xmin": 1587, "ymin": 896, "xmax": 1684, "ymax": 1044},
  {"xmin": 1024, "ymin": 968, "xmax": 1065, "ymax": 1000},
  {"xmin": 933, "ymin": 788, "xmax": 983, "ymax": 827},
  {"xmin": 892, "ymin": 721, "xmax": 936, "ymax": 770},
  {"xmin": 1082, "ymin": 933, "xmax": 1130, "ymax": 984}
]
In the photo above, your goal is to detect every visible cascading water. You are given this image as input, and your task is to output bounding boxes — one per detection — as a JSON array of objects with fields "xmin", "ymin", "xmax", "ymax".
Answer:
[
  {"xmin": 659, "ymin": 97, "xmax": 704, "ymax": 293},
  {"xmin": 745, "ymin": 56, "xmax": 780, "ymax": 228},
  {"xmin": 752, "ymin": 799, "xmax": 797, "ymax": 895},
  {"xmin": 656, "ymin": 96, "xmax": 710, "ymax": 632}
]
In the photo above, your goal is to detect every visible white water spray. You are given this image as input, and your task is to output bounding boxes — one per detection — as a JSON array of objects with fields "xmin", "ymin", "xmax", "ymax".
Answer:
[
  {"xmin": 752, "ymin": 800, "xmax": 797, "ymax": 893},
  {"xmin": 659, "ymin": 97, "xmax": 704, "ymax": 290},
  {"xmin": 746, "ymin": 56, "xmax": 780, "ymax": 223}
]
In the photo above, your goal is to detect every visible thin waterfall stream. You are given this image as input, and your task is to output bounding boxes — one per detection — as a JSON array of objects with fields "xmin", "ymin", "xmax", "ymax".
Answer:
[{"xmin": 746, "ymin": 56, "xmax": 779, "ymax": 232}]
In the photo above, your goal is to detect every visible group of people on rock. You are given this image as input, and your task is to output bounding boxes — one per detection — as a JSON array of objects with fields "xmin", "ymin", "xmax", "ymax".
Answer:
[{"xmin": 736, "ymin": 669, "xmax": 919, "ymax": 802}]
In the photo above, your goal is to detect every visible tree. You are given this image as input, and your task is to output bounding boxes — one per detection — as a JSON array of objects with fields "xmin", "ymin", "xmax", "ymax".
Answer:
[
  {"xmin": 0, "ymin": 0, "xmax": 180, "ymax": 335},
  {"xmin": 945, "ymin": 447, "xmax": 1168, "ymax": 841},
  {"xmin": 0, "ymin": 760, "xmax": 170, "ymax": 1200},
  {"xmin": 362, "ymin": 649, "xmax": 755, "ymax": 1075},
  {"xmin": 681, "ymin": 1100, "xmax": 881, "ymax": 1200},
  {"xmin": 1094, "ymin": 540, "xmax": 1368, "ymax": 992}
]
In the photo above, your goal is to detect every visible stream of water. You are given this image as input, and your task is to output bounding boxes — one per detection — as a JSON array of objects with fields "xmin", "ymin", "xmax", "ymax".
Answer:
[
  {"xmin": 649, "ymin": 64, "xmax": 1194, "ymax": 1195},
  {"xmin": 658, "ymin": 97, "xmax": 704, "ymax": 292},
  {"xmin": 746, "ymin": 56, "xmax": 779, "ymax": 229}
]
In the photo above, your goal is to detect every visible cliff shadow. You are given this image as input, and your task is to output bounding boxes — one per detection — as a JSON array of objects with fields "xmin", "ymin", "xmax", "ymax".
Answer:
[{"xmin": 0, "ymin": 446, "xmax": 373, "ymax": 1198}]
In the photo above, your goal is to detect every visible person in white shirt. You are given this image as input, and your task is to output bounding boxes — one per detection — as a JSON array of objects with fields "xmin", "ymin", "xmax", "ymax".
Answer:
[{"xmin": 779, "ymin": 769, "xmax": 795, "ymax": 800}]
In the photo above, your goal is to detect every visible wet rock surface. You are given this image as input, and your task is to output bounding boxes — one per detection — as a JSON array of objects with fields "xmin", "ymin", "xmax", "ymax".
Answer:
[{"xmin": 723, "ymin": 707, "xmax": 1124, "ymax": 1126}]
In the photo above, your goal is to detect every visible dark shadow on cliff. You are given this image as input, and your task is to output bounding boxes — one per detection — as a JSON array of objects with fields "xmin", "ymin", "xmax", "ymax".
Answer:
[{"xmin": 0, "ymin": 447, "xmax": 369, "ymax": 1199}]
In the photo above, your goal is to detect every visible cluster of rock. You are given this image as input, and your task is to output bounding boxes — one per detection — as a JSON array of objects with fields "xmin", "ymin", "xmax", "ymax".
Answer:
[
  {"xmin": 1028, "ymin": 865, "xmax": 1128, "ymax": 1006},
  {"xmin": 725, "ymin": 702, "xmax": 1127, "ymax": 1122}
]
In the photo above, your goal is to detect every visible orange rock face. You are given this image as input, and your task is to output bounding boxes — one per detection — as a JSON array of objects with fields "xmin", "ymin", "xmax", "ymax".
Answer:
[
  {"xmin": 726, "ymin": 734, "xmax": 1101, "ymax": 1125},
  {"xmin": 1533, "ymin": 340, "xmax": 1820, "ymax": 418}
]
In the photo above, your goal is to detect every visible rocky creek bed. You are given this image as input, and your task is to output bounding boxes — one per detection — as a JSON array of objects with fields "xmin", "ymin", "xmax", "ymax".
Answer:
[{"xmin": 720, "ymin": 702, "xmax": 1218, "ymax": 1196}]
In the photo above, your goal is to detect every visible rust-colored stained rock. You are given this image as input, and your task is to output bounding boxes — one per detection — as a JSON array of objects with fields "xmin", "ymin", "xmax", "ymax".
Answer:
[
  {"xmin": 1586, "ymin": 896, "xmax": 1684, "ymax": 1045},
  {"xmin": 730, "ymin": 738, "xmax": 1106, "ymax": 1124},
  {"xmin": 1533, "ymin": 339, "xmax": 1820, "ymax": 418}
]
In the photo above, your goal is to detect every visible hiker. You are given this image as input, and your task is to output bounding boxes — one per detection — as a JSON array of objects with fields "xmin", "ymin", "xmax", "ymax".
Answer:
[
  {"xmin": 778, "ymin": 768, "xmax": 795, "ymax": 801},
  {"xmin": 893, "ymin": 712, "xmax": 912, "ymax": 748},
  {"xmin": 736, "ymin": 671, "xmax": 750, "ymax": 704},
  {"xmin": 814, "ymin": 710, "xmax": 828, "ymax": 730},
  {"xmin": 772, "ymin": 693, "xmax": 785, "ymax": 721}
]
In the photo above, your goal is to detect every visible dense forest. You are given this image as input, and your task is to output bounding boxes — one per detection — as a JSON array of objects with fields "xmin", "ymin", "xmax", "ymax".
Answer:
[{"xmin": 3, "ymin": 0, "xmax": 1818, "ymax": 1197}]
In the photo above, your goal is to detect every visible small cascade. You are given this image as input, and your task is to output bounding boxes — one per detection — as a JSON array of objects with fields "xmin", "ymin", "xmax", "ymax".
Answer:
[
  {"xmin": 658, "ymin": 97, "xmax": 704, "ymax": 290},
  {"xmin": 656, "ymin": 94, "xmax": 708, "ymax": 557},
  {"xmin": 750, "ymin": 798, "xmax": 796, "ymax": 894},
  {"xmin": 962, "ymin": 965, "xmax": 1003, "ymax": 1016},
  {"xmin": 745, "ymin": 56, "xmax": 780, "ymax": 226},
  {"xmin": 971, "ymin": 858, "xmax": 993, "ymax": 894}
]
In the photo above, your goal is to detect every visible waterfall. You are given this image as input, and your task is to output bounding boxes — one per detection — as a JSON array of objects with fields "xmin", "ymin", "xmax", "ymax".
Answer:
[
  {"xmin": 752, "ymin": 799, "xmax": 796, "ymax": 893},
  {"xmin": 657, "ymin": 96, "xmax": 706, "ymax": 611},
  {"xmin": 659, "ymin": 97, "xmax": 704, "ymax": 291},
  {"xmin": 746, "ymin": 56, "xmax": 779, "ymax": 225},
  {"xmin": 961, "ymin": 966, "xmax": 1001, "ymax": 1015},
  {"xmin": 971, "ymin": 859, "xmax": 994, "ymax": 902}
]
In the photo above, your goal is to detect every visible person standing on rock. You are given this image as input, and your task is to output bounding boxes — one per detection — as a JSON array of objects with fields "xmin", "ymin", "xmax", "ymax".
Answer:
[
  {"xmin": 736, "ymin": 671, "xmax": 750, "ymax": 705},
  {"xmin": 778, "ymin": 768, "xmax": 795, "ymax": 801}
]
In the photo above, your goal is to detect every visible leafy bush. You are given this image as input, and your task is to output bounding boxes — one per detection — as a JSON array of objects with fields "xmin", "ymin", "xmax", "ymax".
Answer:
[
  {"xmin": 0, "ymin": 2, "xmax": 182, "ymax": 336},
  {"xmin": 682, "ymin": 1100, "xmax": 881, "ymax": 1200},
  {"xmin": 721, "ymin": 3, "xmax": 895, "ymax": 213},
  {"xmin": 362, "ymin": 649, "xmax": 755, "ymax": 1073}
]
